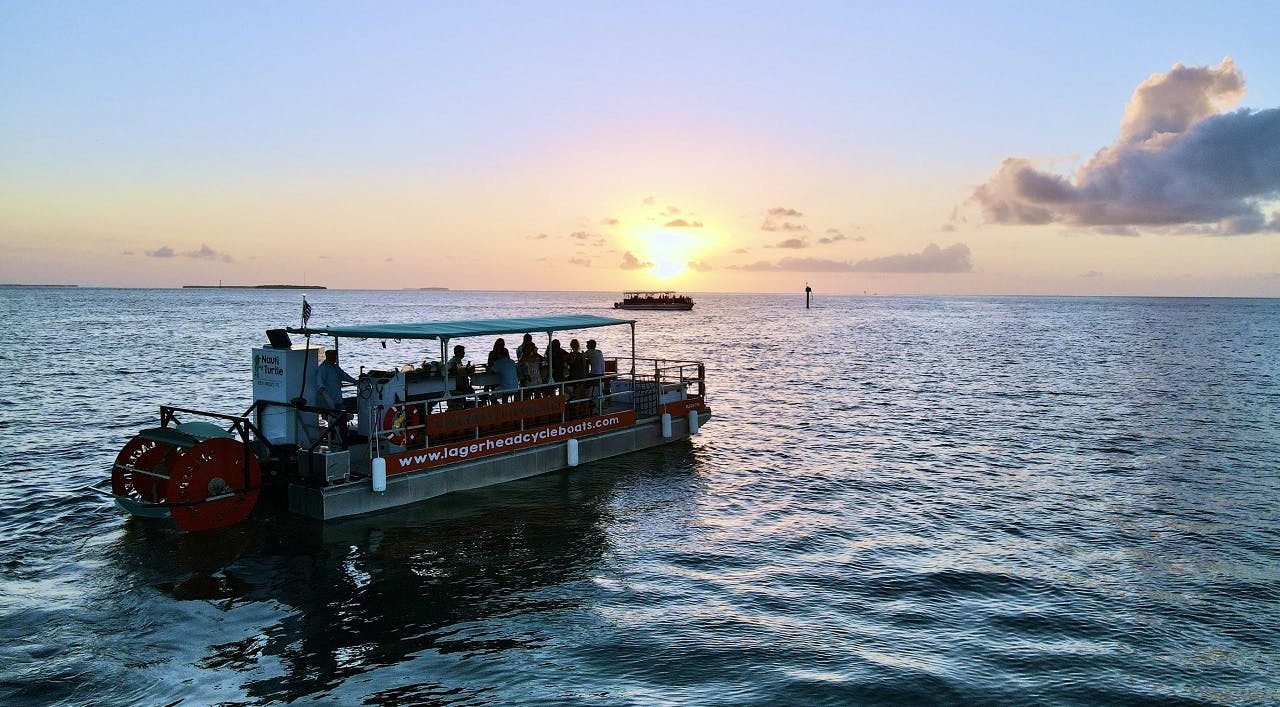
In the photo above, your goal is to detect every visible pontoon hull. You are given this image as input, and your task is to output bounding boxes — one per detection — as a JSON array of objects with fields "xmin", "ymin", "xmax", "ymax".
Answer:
[{"xmin": 288, "ymin": 410, "xmax": 709, "ymax": 521}]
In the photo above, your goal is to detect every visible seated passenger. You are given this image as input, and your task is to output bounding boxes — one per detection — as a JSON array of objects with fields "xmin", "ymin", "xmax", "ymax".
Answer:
[
  {"xmin": 516, "ymin": 333, "xmax": 538, "ymax": 362},
  {"xmin": 487, "ymin": 338, "xmax": 510, "ymax": 367},
  {"xmin": 447, "ymin": 344, "xmax": 473, "ymax": 396},
  {"xmin": 489, "ymin": 349, "xmax": 519, "ymax": 402},
  {"xmin": 519, "ymin": 347, "xmax": 544, "ymax": 388}
]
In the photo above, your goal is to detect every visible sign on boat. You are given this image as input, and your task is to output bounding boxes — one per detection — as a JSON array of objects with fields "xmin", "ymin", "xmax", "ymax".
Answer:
[{"xmin": 108, "ymin": 314, "xmax": 711, "ymax": 532}]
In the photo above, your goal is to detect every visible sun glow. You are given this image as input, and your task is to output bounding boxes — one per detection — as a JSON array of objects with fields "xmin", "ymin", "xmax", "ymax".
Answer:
[{"xmin": 639, "ymin": 230, "xmax": 698, "ymax": 280}]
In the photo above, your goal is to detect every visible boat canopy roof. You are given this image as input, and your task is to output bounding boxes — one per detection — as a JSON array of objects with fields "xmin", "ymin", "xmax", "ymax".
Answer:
[{"xmin": 288, "ymin": 314, "xmax": 635, "ymax": 341}]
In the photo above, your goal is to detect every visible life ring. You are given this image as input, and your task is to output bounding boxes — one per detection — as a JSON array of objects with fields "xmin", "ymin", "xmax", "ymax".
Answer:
[{"xmin": 382, "ymin": 404, "xmax": 423, "ymax": 447}]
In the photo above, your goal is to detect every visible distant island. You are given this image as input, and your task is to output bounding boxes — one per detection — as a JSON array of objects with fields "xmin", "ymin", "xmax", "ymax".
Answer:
[
  {"xmin": 183, "ymin": 284, "xmax": 327, "ymax": 289},
  {"xmin": 405, "ymin": 287, "xmax": 450, "ymax": 291}
]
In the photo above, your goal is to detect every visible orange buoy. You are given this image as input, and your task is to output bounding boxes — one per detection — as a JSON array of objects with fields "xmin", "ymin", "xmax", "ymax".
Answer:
[{"xmin": 382, "ymin": 404, "xmax": 423, "ymax": 447}]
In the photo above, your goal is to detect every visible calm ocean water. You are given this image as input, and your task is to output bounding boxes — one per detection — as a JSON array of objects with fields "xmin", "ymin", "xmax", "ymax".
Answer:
[{"xmin": 1, "ymin": 287, "xmax": 1278, "ymax": 706}]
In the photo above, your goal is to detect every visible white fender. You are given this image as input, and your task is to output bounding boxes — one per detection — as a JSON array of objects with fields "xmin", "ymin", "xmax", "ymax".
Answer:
[
  {"xmin": 371, "ymin": 457, "xmax": 387, "ymax": 492},
  {"xmin": 567, "ymin": 438, "xmax": 579, "ymax": 466},
  {"xmin": 661, "ymin": 412, "xmax": 672, "ymax": 438}
]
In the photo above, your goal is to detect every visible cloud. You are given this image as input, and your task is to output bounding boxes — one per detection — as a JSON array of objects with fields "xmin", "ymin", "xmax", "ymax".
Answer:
[
  {"xmin": 729, "ymin": 257, "xmax": 858, "ymax": 272},
  {"xmin": 569, "ymin": 257, "xmax": 591, "ymax": 267},
  {"xmin": 187, "ymin": 244, "xmax": 233, "ymax": 262},
  {"xmin": 1080, "ymin": 270, "xmax": 1104, "ymax": 278},
  {"xmin": 664, "ymin": 205, "xmax": 681, "ymax": 215},
  {"xmin": 146, "ymin": 244, "xmax": 232, "ymax": 261},
  {"xmin": 728, "ymin": 244, "xmax": 970, "ymax": 274},
  {"xmin": 818, "ymin": 230, "xmax": 849, "ymax": 244},
  {"xmin": 761, "ymin": 206, "xmax": 809, "ymax": 232},
  {"xmin": 767, "ymin": 237, "xmax": 809, "ymax": 249},
  {"xmin": 600, "ymin": 217, "xmax": 619, "ymax": 226},
  {"xmin": 732, "ymin": 247, "xmax": 749, "ymax": 254},
  {"xmin": 619, "ymin": 251, "xmax": 654, "ymax": 271},
  {"xmin": 972, "ymin": 58, "xmax": 1280, "ymax": 236},
  {"xmin": 1092, "ymin": 225, "xmax": 1140, "ymax": 237},
  {"xmin": 568, "ymin": 231, "xmax": 594, "ymax": 241},
  {"xmin": 527, "ymin": 232, "xmax": 549, "ymax": 240},
  {"xmin": 664, "ymin": 219, "xmax": 704, "ymax": 228},
  {"xmin": 120, "ymin": 249, "xmax": 134, "ymax": 255},
  {"xmin": 643, "ymin": 196, "xmax": 656, "ymax": 206},
  {"xmin": 762, "ymin": 220, "xmax": 808, "ymax": 232},
  {"xmin": 850, "ymin": 243, "xmax": 971, "ymax": 273},
  {"xmin": 687, "ymin": 260, "xmax": 713, "ymax": 272}
]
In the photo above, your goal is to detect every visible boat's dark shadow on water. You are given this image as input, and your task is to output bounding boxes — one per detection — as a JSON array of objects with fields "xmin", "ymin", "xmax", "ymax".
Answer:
[{"xmin": 106, "ymin": 439, "xmax": 705, "ymax": 704}]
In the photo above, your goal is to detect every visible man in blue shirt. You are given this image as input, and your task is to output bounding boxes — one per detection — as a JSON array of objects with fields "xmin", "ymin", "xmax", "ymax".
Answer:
[
  {"xmin": 489, "ymin": 349, "xmax": 519, "ymax": 403},
  {"xmin": 316, "ymin": 349, "xmax": 358, "ymax": 446}
]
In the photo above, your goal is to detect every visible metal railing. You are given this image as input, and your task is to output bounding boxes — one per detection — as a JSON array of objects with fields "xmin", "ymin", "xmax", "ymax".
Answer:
[{"xmin": 367, "ymin": 356, "xmax": 706, "ymax": 452}]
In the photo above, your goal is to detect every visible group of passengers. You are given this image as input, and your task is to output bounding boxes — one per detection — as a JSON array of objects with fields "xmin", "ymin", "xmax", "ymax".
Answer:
[{"xmin": 473, "ymin": 334, "xmax": 605, "ymax": 402}]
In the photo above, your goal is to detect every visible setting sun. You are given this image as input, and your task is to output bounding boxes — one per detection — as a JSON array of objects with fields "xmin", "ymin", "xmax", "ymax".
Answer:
[{"xmin": 638, "ymin": 229, "xmax": 702, "ymax": 280}]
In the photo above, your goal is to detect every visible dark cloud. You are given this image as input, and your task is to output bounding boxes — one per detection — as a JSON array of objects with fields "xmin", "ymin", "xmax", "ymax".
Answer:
[
  {"xmin": 687, "ymin": 261, "xmax": 713, "ymax": 272},
  {"xmin": 817, "ymin": 230, "xmax": 849, "ymax": 244},
  {"xmin": 972, "ymin": 58, "xmax": 1280, "ymax": 236},
  {"xmin": 568, "ymin": 231, "xmax": 594, "ymax": 241},
  {"xmin": 850, "ymin": 243, "xmax": 971, "ymax": 273},
  {"xmin": 146, "ymin": 246, "xmax": 175, "ymax": 258},
  {"xmin": 664, "ymin": 219, "xmax": 704, "ymax": 228},
  {"xmin": 600, "ymin": 218, "xmax": 619, "ymax": 226},
  {"xmin": 569, "ymin": 257, "xmax": 591, "ymax": 267},
  {"xmin": 767, "ymin": 207, "xmax": 804, "ymax": 217},
  {"xmin": 527, "ymin": 233, "xmax": 550, "ymax": 240},
  {"xmin": 619, "ymin": 251, "xmax": 654, "ymax": 271},
  {"xmin": 120, "ymin": 249, "xmax": 134, "ymax": 255},
  {"xmin": 767, "ymin": 237, "xmax": 809, "ymax": 249}
]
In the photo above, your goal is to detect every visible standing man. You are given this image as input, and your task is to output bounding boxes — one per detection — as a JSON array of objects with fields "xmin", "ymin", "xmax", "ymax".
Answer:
[
  {"xmin": 586, "ymin": 339, "xmax": 605, "ymax": 377},
  {"xmin": 316, "ymin": 349, "xmax": 358, "ymax": 446},
  {"xmin": 586, "ymin": 339, "xmax": 606, "ymax": 406}
]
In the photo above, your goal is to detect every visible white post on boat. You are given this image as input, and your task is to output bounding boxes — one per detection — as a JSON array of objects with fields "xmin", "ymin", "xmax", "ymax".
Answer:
[
  {"xmin": 441, "ymin": 338, "xmax": 449, "ymax": 395},
  {"xmin": 688, "ymin": 409, "xmax": 699, "ymax": 434},
  {"xmin": 567, "ymin": 438, "xmax": 579, "ymax": 466},
  {"xmin": 630, "ymin": 323, "xmax": 636, "ymax": 377},
  {"xmin": 371, "ymin": 402, "xmax": 387, "ymax": 492},
  {"xmin": 661, "ymin": 412, "xmax": 672, "ymax": 438}
]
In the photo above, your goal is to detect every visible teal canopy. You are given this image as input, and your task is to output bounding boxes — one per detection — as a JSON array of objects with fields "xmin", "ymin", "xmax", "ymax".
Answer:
[{"xmin": 287, "ymin": 314, "xmax": 635, "ymax": 341}]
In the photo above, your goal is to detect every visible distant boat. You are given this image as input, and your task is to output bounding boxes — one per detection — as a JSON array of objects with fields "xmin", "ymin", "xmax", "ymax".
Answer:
[{"xmin": 613, "ymin": 291, "xmax": 695, "ymax": 311}]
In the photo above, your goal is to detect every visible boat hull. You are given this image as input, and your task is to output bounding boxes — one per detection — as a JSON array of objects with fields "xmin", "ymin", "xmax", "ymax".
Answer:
[
  {"xmin": 613, "ymin": 303, "xmax": 694, "ymax": 311},
  {"xmin": 288, "ymin": 409, "xmax": 709, "ymax": 521}
]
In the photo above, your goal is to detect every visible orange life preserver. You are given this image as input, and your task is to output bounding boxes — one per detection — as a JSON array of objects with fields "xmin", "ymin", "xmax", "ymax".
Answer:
[{"xmin": 382, "ymin": 404, "xmax": 423, "ymax": 447}]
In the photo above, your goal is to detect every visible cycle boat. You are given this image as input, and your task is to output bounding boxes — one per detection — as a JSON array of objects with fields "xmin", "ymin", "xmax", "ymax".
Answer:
[{"xmin": 109, "ymin": 314, "xmax": 711, "ymax": 532}]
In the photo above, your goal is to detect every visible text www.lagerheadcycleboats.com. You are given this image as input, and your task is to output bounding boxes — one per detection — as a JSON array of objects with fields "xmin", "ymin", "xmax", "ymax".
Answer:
[{"xmin": 389, "ymin": 412, "xmax": 635, "ymax": 473}]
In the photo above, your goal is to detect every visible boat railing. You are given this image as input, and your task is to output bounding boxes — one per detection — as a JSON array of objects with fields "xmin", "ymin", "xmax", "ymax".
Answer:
[{"xmin": 368, "ymin": 356, "xmax": 705, "ymax": 451}]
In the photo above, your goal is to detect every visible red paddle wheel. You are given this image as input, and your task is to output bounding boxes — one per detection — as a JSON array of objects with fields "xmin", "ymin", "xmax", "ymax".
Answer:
[{"xmin": 111, "ymin": 431, "xmax": 262, "ymax": 532}]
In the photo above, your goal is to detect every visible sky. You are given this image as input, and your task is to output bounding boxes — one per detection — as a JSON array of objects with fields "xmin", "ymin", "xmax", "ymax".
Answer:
[{"xmin": 2, "ymin": 1, "xmax": 1278, "ymax": 295}]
